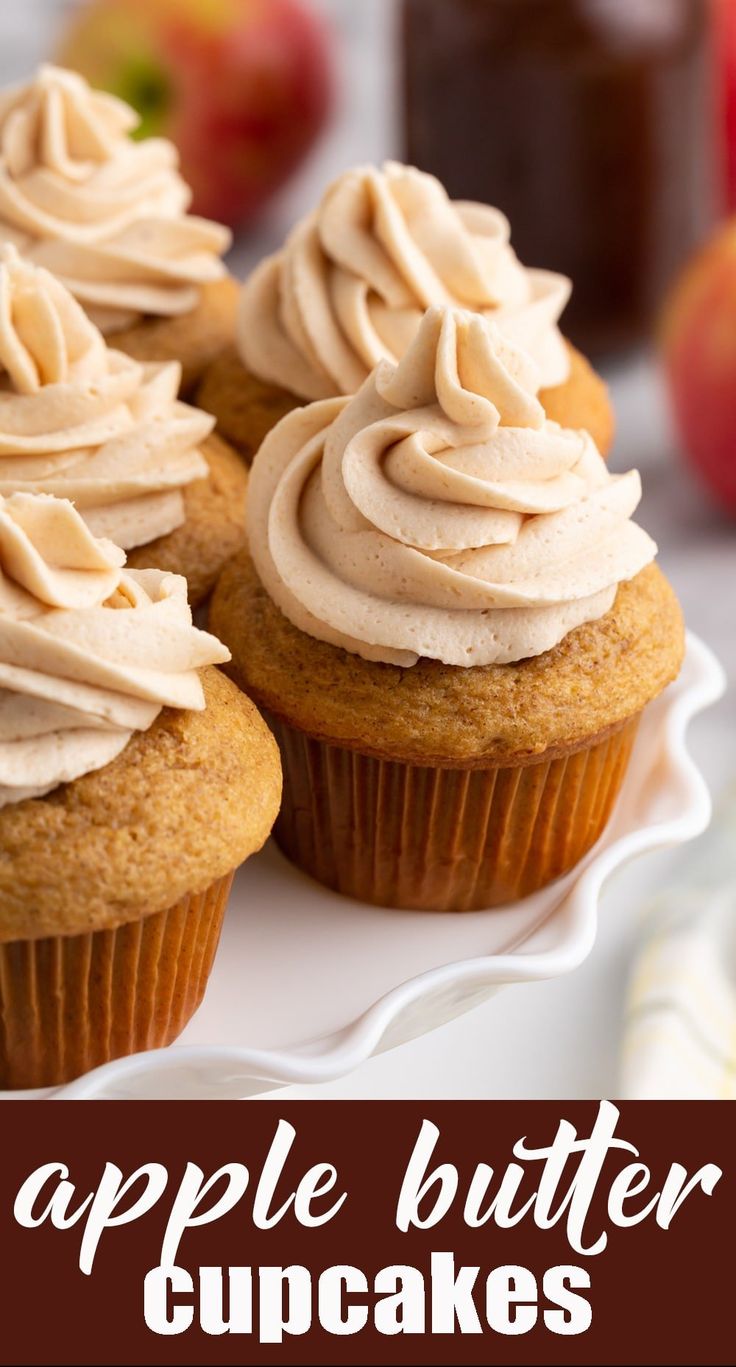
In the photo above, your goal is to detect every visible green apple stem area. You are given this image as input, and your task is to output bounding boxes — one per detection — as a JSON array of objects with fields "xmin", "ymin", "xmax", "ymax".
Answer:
[{"xmin": 55, "ymin": 0, "xmax": 334, "ymax": 227}]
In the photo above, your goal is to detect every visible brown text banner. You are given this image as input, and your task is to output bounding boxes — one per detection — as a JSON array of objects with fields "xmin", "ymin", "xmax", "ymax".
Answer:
[{"xmin": 0, "ymin": 1100, "xmax": 732, "ymax": 1366}]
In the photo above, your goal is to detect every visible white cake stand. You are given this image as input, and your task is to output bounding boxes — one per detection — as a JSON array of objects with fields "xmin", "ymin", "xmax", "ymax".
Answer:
[{"xmin": 18, "ymin": 632, "xmax": 722, "ymax": 1100}]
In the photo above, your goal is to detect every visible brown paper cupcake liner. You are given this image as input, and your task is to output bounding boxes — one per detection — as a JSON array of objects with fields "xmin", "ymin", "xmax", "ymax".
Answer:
[
  {"xmin": 0, "ymin": 872, "xmax": 233, "ymax": 1090},
  {"xmin": 269, "ymin": 715, "xmax": 641, "ymax": 912}
]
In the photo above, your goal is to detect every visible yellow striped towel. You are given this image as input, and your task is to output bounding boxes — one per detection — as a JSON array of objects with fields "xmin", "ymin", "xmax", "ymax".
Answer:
[{"xmin": 620, "ymin": 885, "xmax": 736, "ymax": 1099}]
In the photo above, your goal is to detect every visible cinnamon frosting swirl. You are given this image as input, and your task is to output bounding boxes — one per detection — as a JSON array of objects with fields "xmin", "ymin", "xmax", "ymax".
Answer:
[
  {"xmin": 247, "ymin": 308, "xmax": 655, "ymax": 667},
  {"xmin": 0, "ymin": 491, "xmax": 229, "ymax": 806},
  {"xmin": 0, "ymin": 65, "xmax": 230, "ymax": 332},
  {"xmin": 238, "ymin": 161, "xmax": 571, "ymax": 401},
  {"xmin": 0, "ymin": 244, "xmax": 211, "ymax": 548}
]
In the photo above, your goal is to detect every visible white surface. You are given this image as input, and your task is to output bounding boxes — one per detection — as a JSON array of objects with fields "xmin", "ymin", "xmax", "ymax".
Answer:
[
  {"xmin": 48, "ymin": 636, "xmax": 722, "ymax": 1100},
  {"xmin": 2, "ymin": 2, "xmax": 735, "ymax": 1099}
]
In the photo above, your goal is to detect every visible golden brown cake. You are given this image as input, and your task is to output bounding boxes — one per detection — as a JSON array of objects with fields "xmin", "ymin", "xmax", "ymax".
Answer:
[
  {"xmin": 0, "ymin": 670, "xmax": 280, "ymax": 1089},
  {"xmin": 197, "ymin": 336, "xmax": 613, "ymax": 464},
  {"xmin": 113, "ymin": 276, "xmax": 240, "ymax": 396},
  {"xmin": 211, "ymin": 559, "xmax": 682, "ymax": 912},
  {"xmin": 0, "ymin": 668, "xmax": 280, "ymax": 942},
  {"xmin": 212, "ymin": 556, "xmax": 682, "ymax": 771},
  {"xmin": 127, "ymin": 432, "xmax": 248, "ymax": 606},
  {"xmin": 210, "ymin": 307, "xmax": 682, "ymax": 913},
  {"xmin": 196, "ymin": 346, "xmax": 305, "ymax": 464},
  {"xmin": 0, "ymin": 498, "xmax": 281, "ymax": 1087}
]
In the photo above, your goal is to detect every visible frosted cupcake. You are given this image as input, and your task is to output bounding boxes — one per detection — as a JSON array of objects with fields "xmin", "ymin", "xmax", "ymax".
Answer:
[
  {"xmin": 211, "ymin": 307, "xmax": 682, "ymax": 912},
  {"xmin": 0, "ymin": 244, "xmax": 246, "ymax": 604},
  {"xmin": 0, "ymin": 65, "xmax": 234, "ymax": 392},
  {"xmin": 198, "ymin": 161, "xmax": 614, "ymax": 461},
  {"xmin": 0, "ymin": 491, "xmax": 281, "ymax": 1088}
]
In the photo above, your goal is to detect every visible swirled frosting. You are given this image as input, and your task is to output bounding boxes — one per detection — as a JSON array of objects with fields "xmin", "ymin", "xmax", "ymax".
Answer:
[
  {"xmin": 0, "ymin": 244, "xmax": 211, "ymax": 548},
  {"xmin": 238, "ymin": 161, "xmax": 571, "ymax": 402},
  {"xmin": 247, "ymin": 308, "xmax": 656, "ymax": 667},
  {"xmin": 0, "ymin": 65, "xmax": 231, "ymax": 332},
  {"xmin": 0, "ymin": 490, "xmax": 229, "ymax": 806}
]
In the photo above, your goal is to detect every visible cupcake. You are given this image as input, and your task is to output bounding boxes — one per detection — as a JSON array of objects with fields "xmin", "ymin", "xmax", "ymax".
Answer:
[
  {"xmin": 0, "ymin": 491, "xmax": 281, "ymax": 1088},
  {"xmin": 0, "ymin": 65, "xmax": 234, "ymax": 393},
  {"xmin": 210, "ymin": 307, "xmax": 683, "ymax": 913},
  {"xmin": 0, "ymin": 244, "xmax": 246, "ymax": 605},
  {"xmin": 198, "ymin": 161, "xmax": 614, "ymax": 462}
]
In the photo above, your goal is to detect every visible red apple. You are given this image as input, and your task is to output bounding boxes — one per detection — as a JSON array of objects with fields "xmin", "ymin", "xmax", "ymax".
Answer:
[
  {"xmin": 55, "ymin": 0, "xmax": 334, "ymax": 227},
  {"xmin": 662, "ymin": 221, "xmax": 736, "ymax": 512}
]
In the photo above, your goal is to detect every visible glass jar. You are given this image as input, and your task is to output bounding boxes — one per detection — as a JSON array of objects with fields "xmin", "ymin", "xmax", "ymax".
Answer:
[{"xmin": 402, "ymin": 0, "xmax": 715, "ymax": 356}]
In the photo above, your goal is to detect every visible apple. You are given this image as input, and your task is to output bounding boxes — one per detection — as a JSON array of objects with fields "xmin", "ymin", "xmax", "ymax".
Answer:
[
  {"xmin": 661, "ymin": 220, "xmax": 736, "ymax": 512},
  {"xmin": 55, "ymin": 0, "xmax": 334, "ymax": 228}
]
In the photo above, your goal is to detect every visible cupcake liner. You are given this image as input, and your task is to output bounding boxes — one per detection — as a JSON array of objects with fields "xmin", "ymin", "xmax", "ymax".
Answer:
[
  {"xmin": 269, "ymin": 715, "xmax": 641, "ymax": 912},
  {"xmin": 0, "ymin": 872, "xmax": 233, "ymax": 1090}
]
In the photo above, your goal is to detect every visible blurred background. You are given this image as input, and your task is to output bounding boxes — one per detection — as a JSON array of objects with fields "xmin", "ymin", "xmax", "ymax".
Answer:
[{"xmin": 3, "ymin": 0, "xmax": 736, "ymax": 1098}]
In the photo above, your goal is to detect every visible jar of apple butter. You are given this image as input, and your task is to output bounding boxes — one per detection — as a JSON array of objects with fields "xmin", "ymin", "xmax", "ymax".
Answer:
[{"xmin": 402, "ymin": 0, "xmax": 714, "ymax": 356}]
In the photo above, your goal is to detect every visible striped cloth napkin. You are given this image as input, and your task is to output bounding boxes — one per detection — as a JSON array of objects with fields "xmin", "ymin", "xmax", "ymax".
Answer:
[{"xmin": 620, "ymin": 795, "xmax": 736, "ymax": 1100}]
